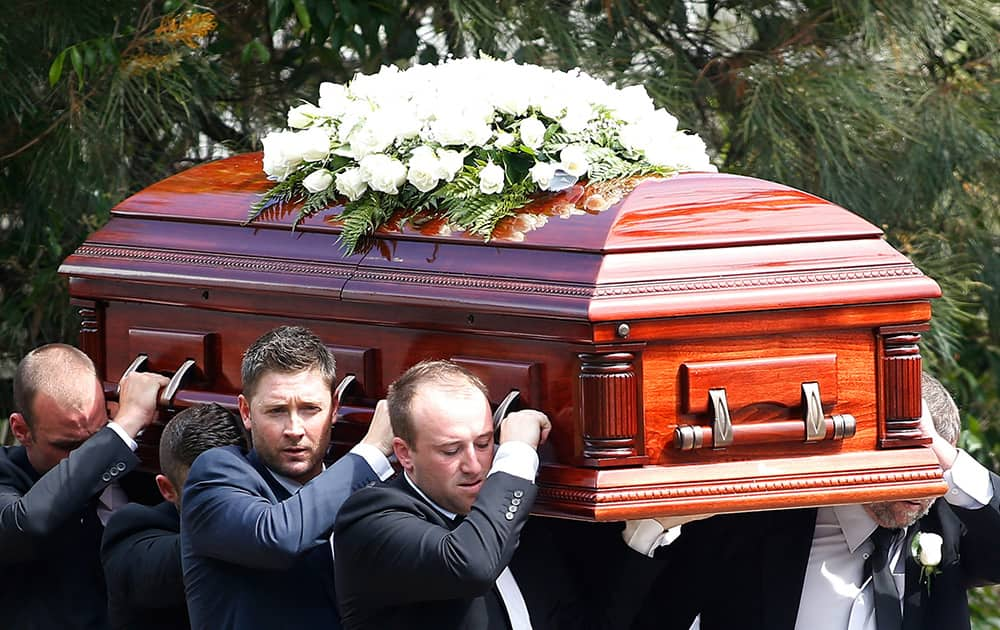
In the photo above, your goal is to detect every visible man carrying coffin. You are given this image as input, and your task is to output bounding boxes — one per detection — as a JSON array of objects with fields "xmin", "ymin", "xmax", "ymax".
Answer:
[
  {"xmin": 101, "ymin": 403, "xmax": 248, "ymax": 630},
  {"xmin": 632, "ymin": 372, "xmax": 1000, "ymax": 630},
  {"xmin": 334, "ymin": 359, "xmax": 551, "ymax": 629},
  {"xmin": 181, "ymin": 326, "xmax": 394, "ymax": 629},
  {"xmin": 0, "ymin": 343, "xmax": 167, "ymax": 629}
]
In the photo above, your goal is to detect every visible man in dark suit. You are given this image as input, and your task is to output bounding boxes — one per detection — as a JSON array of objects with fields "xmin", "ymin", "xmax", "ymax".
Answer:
[
  {"xmin": 101, "ymin": 403, "xmax": 247, "ymax": 630},
  {"xmin": 180, "ymin": 326, "xmax": 394, "ymax": 630},
  {"xmin": 334, "ymin": 359, "xmax": 552, "ymax": 630},
  {"xmin": 0, "ymin": 343, "xmax": 168, "ymax": 630},
  {"xmin": 633, "ymin": 372, "xmax": 1000, "ymax": 630}
]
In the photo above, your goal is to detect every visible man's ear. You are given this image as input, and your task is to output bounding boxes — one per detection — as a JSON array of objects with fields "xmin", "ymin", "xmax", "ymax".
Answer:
[
  {"xmin": 155, "ymin": 474, "xmax": 180, "ymax": 506},
  {"xmin": 393, "ymin": 437, "xmax": 414, "ymax": 473},
  {"xmin": 237, "ymin": 394, "xmax": 252, "ymax": 432},
  {"xmin": 9, "ymin": 413, "xmax": 32, "ymax": 446}
]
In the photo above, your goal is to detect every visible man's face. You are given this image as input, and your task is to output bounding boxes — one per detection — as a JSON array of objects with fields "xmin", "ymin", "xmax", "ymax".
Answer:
[
  {"xmin": 18, "ymin": 376, "xmax": 108, "ymax": 474},
  {"xmin": 396, "ymin": 383, "xmax": 494, "ymax": 516},
  {"xmin": 238, "ymin": 369, "xmax": 334, "ymax": 485},
  {"xmin": 864, "ymin": 498, "xmax": 935, "ymax": 529}
]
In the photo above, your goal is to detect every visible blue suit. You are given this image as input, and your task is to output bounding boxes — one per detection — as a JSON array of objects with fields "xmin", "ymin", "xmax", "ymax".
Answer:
[{"xmin": 180, "ymin": 445, "xmax": 378, "ymax": 630}]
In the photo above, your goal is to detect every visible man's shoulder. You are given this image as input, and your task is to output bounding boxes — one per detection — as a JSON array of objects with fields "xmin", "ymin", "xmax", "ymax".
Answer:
[
  {"xmin": 103, "ymin": 501, "xmax": 179, "ymax": 550},
  {"xmin": 336, "ymin": 476, "xmax": 426, "ymax": 530},
  {"xmin": 186, "ymin": 445, "xmax": 253, "ymax": 480},
  {"xmin": 0, "ymin": 445, "xmax": 29, "ymax": 485}
]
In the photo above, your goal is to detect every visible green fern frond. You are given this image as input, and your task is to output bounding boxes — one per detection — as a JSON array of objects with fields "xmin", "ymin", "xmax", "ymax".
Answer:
[
  {"xmin": 337, "ymin": 192, "xmax": 394, "ymax": 253},
  {"xmin": 245, "ymin": 173, "xmax": 306, "ymax": 224}
]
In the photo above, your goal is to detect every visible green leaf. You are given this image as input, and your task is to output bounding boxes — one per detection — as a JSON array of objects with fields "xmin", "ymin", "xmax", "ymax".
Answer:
[
  {"xmin": 48, "ymin": 49, "xmax": 67, "ymax": 86},
  {"xmin": 69, "ymin": 46, "xmax": 84, "ymax": 88},
  {"xmin": 291, "ymin": 0, "xmax": 312, "ymax": 32}
]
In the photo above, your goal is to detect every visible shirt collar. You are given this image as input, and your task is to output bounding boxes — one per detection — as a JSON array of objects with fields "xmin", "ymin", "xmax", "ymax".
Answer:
[
  {"xmin": 403, "ymin": 471, "xmax": 457, "ymax": 521},
  {"xmin": 266, "ymin": 462, "xmax": 326, "ymax": 495},
  {"xmin": 831, "ymin": 503, "xmax": 879, "ymax": 553}
]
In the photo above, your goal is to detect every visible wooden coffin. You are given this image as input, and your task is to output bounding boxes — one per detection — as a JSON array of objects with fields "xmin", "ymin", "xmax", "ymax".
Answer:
[{"xmin": 60, "ymin": 153, "xmax": 947, "ymax": 521}]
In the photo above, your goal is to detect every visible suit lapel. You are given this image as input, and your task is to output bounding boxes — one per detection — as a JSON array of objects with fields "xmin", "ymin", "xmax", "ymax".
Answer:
[
  {"xmin": 248, "ymin": 450, "xmax": 292, "ymax": 500},
  {"xmin": 762, "ymin": 509, "xmax": 817, "ymax": 630},
  {"xmin": 902, "ymin": 521, "xmax": 924, "ymax": 630}
]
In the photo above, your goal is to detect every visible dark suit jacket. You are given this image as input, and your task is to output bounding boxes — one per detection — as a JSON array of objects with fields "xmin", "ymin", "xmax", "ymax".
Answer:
[
  {"xmin": 101, "ymin": 500, "xmax": 187, "ymax": 630},
  {"xmin": 0, "ymin": 426, "xmax": 154, "ymax": 630},
  {"xmin": 633, "ymin": 471, "xmax": 1000, "ymax": 630},
  {"xmin": 180, "ymin": 445, "xmax": 379, "ymax": 630},
  {"xmin": 334, "ymin": 472, "xmax": 537, "ymax": 629}
]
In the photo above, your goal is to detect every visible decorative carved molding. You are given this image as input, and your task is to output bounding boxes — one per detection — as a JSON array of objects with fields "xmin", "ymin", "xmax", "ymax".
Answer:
[
  {"xmin": 72, "ymin": 244, "xmax": 924, "ymax": 300},
  {"xmin": 538, "ymin": 467, "xmax": 944, "ymax": 505},
  {"xmin": 578, "ymin": 352, "xmax": 642, "ymax": 462},
  {"xmin": 880, "ymin": 331, "xmax": 925, "ymax": 448},
  {"xmin": 72, "ymin": 245, "xmax": 354, "ymax": 278}
]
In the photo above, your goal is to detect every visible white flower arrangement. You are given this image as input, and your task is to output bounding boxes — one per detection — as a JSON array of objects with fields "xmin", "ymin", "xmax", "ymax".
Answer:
[
  {"xmin": 911, "ymin": 531, "xmax": 943, "ymax": 591},
  {"xmin": 249, "ymin": 57, "xmax": 716, "ymax": 252}
]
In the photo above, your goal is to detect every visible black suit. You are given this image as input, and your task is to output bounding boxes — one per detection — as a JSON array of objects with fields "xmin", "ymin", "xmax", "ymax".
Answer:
[
  {"xmin": 101, "ymin": 501, "xmax": 187, "ymax": 630},
  {"xmin": 0, "ymin": 426, "xmax": 156, "ymax": 630},
  {"xmin": 334, "ymin": 472, "xmax": 536, "ymax": 629},
  {"xmin": 633, "ymin": 471, "xmax": 1000, "ymax": 630},
  {"xmin": 181, "ymin": 445, "xmax": 379, "ymax": 630}
]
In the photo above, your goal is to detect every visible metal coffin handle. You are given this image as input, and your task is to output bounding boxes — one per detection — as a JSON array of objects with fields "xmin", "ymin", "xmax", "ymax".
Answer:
[
  {"xmin": 674, "ymin": 382, "xmax": 856, "ymax": 450},
  {"xmin": 493, "ymin": 389, "xmax": 521, "ymax": 440},
  {"xmin": 109, "ymin": 354, "xmax": 199, "ymax": 410}
]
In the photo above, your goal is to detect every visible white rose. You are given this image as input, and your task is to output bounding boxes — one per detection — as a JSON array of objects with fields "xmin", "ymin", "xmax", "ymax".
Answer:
[
  {"xmin": 261, "ymin": 130, "xmax": 303, "ymax": 180},
  {"xmin": 494, "ymin": 132, "xmax": 515, "ymax": 148},
  {"xmin": 287, "ymin": 103, "xmax": 324, "ymax": 129},
  {"xmin": 302, "ymin": 168, "xmax": 334, "ymax": 193},
  {"xmin": 318, "ymin": 82, "xmax": 349, "ymax": 117},
  {"xmin": 559, "ymin": 145, "xmax": 590, "ymax": 177},
  {"xmin": 559, "ymin": 103, "xmax": 592, "ymax": 134},
  {"xmin": 519, "ymin": 117, "xmax": 546, "ymax": 149},
  {"xmin": 347, "ymin": 116, "xmax": 397, "ymax": 159},
  {"xmin": 916, "ymin": 532, "xmax": 943, "ymax": 567},
  {"xmin": 435, "ymin": 149, "xmax": 465, "ymax": 181},
  {"xmin": 335, "ymin": 167, "xmax": 367, "ymax": 201},
  {"xmin": 529, "ymin": 161, "xmax": 557, "ymax": 189},
  {"xmin": 297, "ymin": 127, "xmax": 331, "ymax": 162},
  {"xmin": 359, "ymin": 154, "xmax": 407, "ymax": 194},
  {"xmin": 479, "ymin": 161, "xmax": 505, "ymax": 195},
  {"xmin": 406, "ymin": 147, "xmax": 441, "ymax": 193}
]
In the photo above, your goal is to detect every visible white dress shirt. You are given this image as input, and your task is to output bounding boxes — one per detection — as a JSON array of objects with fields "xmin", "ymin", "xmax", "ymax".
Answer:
[{"xmin": 795, "ymin": 449, "xmax": 992, "ymax": 630}]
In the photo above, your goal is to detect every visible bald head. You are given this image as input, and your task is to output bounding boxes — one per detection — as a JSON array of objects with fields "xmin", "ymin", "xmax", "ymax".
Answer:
[{"xmin": 13, "ymin": 344, "xmax": 98, "ymax": 429}]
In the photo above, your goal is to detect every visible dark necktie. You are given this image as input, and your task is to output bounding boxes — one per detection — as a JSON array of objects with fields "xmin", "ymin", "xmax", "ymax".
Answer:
[{"xmin": 868, "ymin": 526, "xmax": 903, "ymax": 630}]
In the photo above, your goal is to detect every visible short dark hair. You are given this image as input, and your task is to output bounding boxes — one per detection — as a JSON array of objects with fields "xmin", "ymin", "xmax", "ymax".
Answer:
[
  {"xmin": 387, "ymin": 360, "xmax": 489, "ymax": 445},
  {"xmin": 159, "ymin": 403, "xmax": 247, "ymax": 490},
  {"xmin": 13, "ymin": 344, "xmax": 96, "ymax": 429},
  {"xmin": 922, "ymin": 371, "xmax": 961, "ymax": 446},
  {"xmin": 241, "ymin": 326, "xmax": 336, "ymax": 400}
]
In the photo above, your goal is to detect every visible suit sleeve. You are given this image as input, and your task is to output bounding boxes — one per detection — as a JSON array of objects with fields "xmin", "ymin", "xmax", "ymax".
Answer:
[
  {"xmin": 101, "ymin": 503, "xmax": 183, "ymax": 610},
  {"xmin": 335, "ymin": 472, "xmax": 536, "ymax": 605},
  {"xmin": 182, "ymin": 447, "xmax": 378, "ymax": 570},
  {"xmin": 0, "ymin": 427, "xmax": 139, "ymax": 564},
  {"xmin": 952, "ymin": 470, "xmax": 1000, "ymax": 586}
]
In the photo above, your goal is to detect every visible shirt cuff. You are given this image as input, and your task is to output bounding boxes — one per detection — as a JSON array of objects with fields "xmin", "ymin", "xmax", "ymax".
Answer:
[
  {"xmin": 107, "ymin": 422, "xmax": 138, "ymax": 452},
  {"xmin": 622, "ymin": 519, "xmax": 683, "ymax": 557},
  {"xmin": 349, "ymin": 443, "xmax": 394, "ymax": 481},
  {"xmin": 487, "ymin": 441, "xmax": 539, "ymax": 482},
  {"xmin": 943, "ymin": 449, "xmax": 994, "ymax": 508}
]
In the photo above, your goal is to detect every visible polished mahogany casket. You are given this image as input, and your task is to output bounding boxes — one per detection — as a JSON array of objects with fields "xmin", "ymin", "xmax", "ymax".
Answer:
[{"xmin": 60, "ymin": 153, "xmax": 946, "ymax": 521}]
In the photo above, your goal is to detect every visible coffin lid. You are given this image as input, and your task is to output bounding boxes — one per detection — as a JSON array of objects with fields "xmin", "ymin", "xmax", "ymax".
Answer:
[{"xmin": 62, "ymin": 153, "xmax": 940, "ymax": 323}]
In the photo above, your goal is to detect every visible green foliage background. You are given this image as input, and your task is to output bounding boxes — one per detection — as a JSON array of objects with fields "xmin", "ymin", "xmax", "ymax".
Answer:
[{"xmin": 1, "ymin": 0, "xmax": 998, "ymax": 620}]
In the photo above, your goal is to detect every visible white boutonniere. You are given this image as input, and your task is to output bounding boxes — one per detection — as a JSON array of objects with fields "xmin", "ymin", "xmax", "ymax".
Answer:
[{"xmin": 911, "ymin": 532, "xmax": 943, "ymax": 592}]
